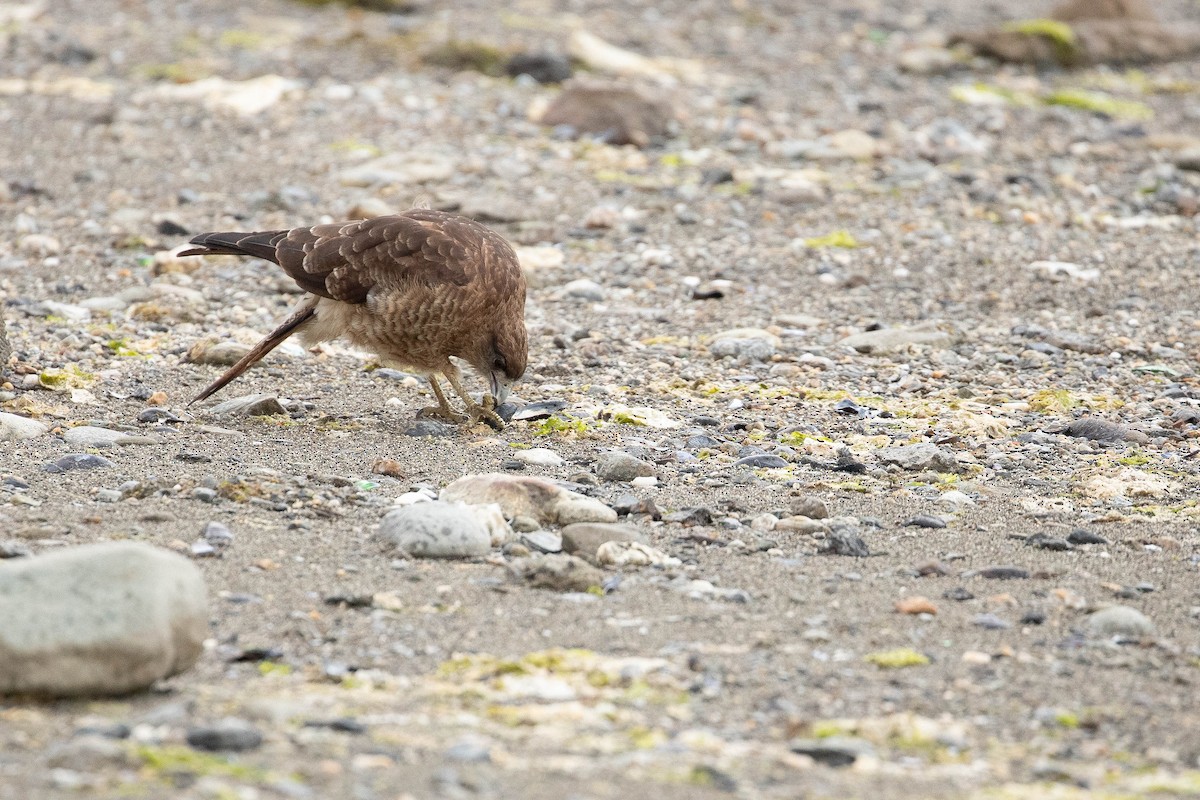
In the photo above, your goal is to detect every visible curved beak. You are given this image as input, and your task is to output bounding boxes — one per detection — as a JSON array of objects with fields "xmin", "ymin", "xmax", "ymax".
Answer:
[{"xmin": 489, "ymin": 370, "xmax": 511, "ymax": 405}]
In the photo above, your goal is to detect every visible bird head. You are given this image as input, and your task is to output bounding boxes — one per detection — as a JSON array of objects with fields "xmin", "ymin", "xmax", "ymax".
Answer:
[{"xmin": 474, "ymin": 322, "xmax": 527, "ymax": 405}]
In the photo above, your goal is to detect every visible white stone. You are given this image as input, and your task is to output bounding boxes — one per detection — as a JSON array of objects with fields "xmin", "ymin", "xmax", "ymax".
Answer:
[
  {"xmin": 1086, "ymin": 605, "xmax": 1155, "ymax": 639},
  {"xmin": 376, "ymin": 502, "xmax": 491, "ymax": 558},
  {"xmin": 0, "ymin": 412, "xmax": 48, "ymax": 441},
  {"xmin": 513, "ymin": 447, "xmax": 565, "ymax": 467},
  {"xmin": 63, "ymin": 426, "xmax": 135, "ymax": 448},
  {"xmin": 1027, "ymin": 261, "xmax": 1100, "ymax": 282},
  {"xmin": 0, "ymin": 542, "xmax": 207, "ymax": 697}
]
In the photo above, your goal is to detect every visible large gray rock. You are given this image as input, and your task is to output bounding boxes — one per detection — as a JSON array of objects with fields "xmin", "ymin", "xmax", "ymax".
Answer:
[
  {"xmin": 0, "ymin": 542, "xmax": 208, "ymax": 697},
  {"xmin": 595, "ymin": 451, "xmax": 655, "ymax": 482},
  {"xmin": 440, "ymin": 473, "xmax": 617, "ymax": 526},
  {"xmin": 376, "ymin": 502, "xmax": 491, "ymax": 558},
  {"xmin": 876, "ymin": 442, "xmax": 960, "ymax": 473}
]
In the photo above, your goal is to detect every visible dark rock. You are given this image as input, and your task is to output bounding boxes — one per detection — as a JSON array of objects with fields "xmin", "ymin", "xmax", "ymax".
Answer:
[
  {"xmin": 1026, "ymin": 533, "xmax": 1072, "ymax": 551},
  {"xmin": 819, "ymin": 528, "xmax": 869, "ymax": 557},
  {"xmin": 944, "ymin": 587, "xmax": 975, "ymax": 601},
  {"xmin": 1020, "ymin": 610, "xmax": 1047, "ymax": 625},
  {"xmin": 834, "ymin": 448, "xmax": 867, "ymax": 473},
  {"xmin": 138, "ymin": 408, "xmax": 183, "ymax": 424},
  {"xmin": 303, "ymin": 718, "xmax": 366, "ymax": 734},
  {"xmin": 0, "ymin": 541, "xmax": 31, "ymax": 559},
  {"xmin": 904, "ymin": 515, "xmax": 947, "ymax": 529},
  {"xmin": 789, "ymin": 737, "xmax": 875, "ymax": 767},
  {"xmin": 505, "ymin": 52, "xmax": 572, "ymax": 84},
  {"xmin": 1063, "ymin": 417, "xmax": 1147, "ymax": 443},
  {"xmin": 977, "ymin": 565, "xmax": 1030, "ymax": 580},
  {"xmin": 186, "ymin": 719, "xmax": 263, "ymax": 752},
  {"xmin": 44, "ymin": 454, "xmax": 113, "ymax": 473},
  {"xmin": 1068, "ymin": 529, "xmax": 1108, "ymax": 545}
]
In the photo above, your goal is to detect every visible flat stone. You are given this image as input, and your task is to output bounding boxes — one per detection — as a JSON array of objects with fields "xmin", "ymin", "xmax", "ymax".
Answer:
[
  {"xmin": 774, "ymin": 515, "xmax": 829, "ymax": 535},
  {"xmin": 512, "ymin": 447, "xmax": 565, "ymax": 467},
  {"xmin": 375, "ymin": 502, "xmax": 491, "ymax": 559},
  {"xmin": 561, "ymin": 522, "xmax": 645, "ymax": 562},
  {"xmin": 0, "ymin": 412, "xmax": 48, "ymax": 441},
  {"xmin": 733, "ymin": 454, "xmax": 788, "ymax": 468},
  {"xmin": 0, "ymin": 542, "xmax": 207, "ymax": 697},
  {"xmin": 206, "ymin": 393, "xmax": 286, "ymax": 418},
  {"xmin": 63, "ymin": 426, "xmax": 151, "ymax": 448},
  {"xmin": 440, "ymin": 473, "xmax": 617, "ymax": 526},
  {"xmin": 1064, "ymin": 417, "xmax": 1147, "ymax": 444},
  {"xmin": 520, "ymin": 529, "xmax": 563, "ymax": 553},
  {"xmin": 44, "ymin": 454, "xmax": 113, "ymax": 473},
  {"xmin": 186, "ymin": 719, "xmax": 263, "ymax": 752},
  {"xmin": 789, "ymin": 736, "xmax": 875, "ymax": 767},
  {"xmin": 510, "ymin": 554, "xmax": 605, "ymax": 592},
  {"xmin": 840, "ymin": 326, "xmax": 952, "ymax": 354},
  {"xmin": 1086, "ymin": 605, "xmax": 1155, "ymax": 639},
  {"xmin": 405, "ymin": 419, "xmax": 455, "ymax": 437}
]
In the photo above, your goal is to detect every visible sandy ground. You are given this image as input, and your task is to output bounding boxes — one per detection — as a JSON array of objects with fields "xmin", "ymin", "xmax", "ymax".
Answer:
[{"xmin": 2, "ymin": 0, "xmax": 1200, "ymax": 798}]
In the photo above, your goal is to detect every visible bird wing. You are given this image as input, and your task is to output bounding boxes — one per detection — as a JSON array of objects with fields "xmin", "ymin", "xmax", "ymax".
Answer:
[{"xmin": 274, "ymin": 213, "xmax": 477, "ymax": 303}]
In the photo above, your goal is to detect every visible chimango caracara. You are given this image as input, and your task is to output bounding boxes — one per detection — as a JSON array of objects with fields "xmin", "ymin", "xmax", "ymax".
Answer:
[{"xmin": 179, "ymin": 209, "xmax": 528, "ymax": 430}]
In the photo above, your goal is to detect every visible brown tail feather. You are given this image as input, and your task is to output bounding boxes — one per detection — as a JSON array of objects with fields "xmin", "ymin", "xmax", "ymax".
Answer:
[
  {"xmin": 189, "ymin": 303, "xmax": 316, "ymax": 405},
  {"xmin": 179, "ymin": 231, "xmax": 288, "ymax": 263}
]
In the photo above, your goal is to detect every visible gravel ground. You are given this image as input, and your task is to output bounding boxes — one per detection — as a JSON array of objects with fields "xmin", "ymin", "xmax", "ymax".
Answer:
[{"xmin": 3, "ymin": 0, "xmax": 1200, "ymax": 797}]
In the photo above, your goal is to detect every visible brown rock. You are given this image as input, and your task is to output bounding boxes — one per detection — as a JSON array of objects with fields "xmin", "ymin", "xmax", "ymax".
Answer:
[
  {"xmin": 951, "ymin": 0, "xmax": 1200, "ymax": 66},
  {"xmin": 895, "ymin": 596, "xmax": 938, "ymax": 615},
  {"xmin": 539, "ymin": 82, "xmax": 674, "ymax": 147}
]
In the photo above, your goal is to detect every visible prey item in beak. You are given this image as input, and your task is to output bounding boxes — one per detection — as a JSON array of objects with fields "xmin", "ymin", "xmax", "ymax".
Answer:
[{"xmin": 489, "ymin": 370, "xmax": 510, "ymax": 405}]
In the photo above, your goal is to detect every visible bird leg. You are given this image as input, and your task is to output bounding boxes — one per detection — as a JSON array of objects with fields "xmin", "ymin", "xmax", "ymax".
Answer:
[
  {"xmin": 444, "ymin": 369, "xmax": 505, "ymax": 431},
  {"xmin": 417, "ymin": 375, "xmax": 467, "ymax": 423}
]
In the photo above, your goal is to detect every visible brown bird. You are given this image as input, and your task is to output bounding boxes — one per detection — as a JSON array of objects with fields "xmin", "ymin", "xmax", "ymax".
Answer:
[{"xmin": 178, "ymin": 209, "xmax": 528, "ymax": 429}]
